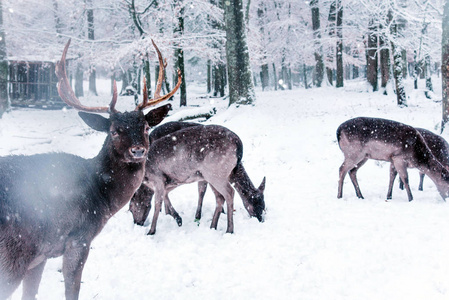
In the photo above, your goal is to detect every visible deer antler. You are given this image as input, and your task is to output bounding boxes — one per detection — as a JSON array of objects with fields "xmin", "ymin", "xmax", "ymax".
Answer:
[
  {"xmin": 55, "ymin": 39, "xmax": 118, "ymax": 114},
  {"xmin": 136, "ymin": 40, "xmax": 182, "ymax": 111}
]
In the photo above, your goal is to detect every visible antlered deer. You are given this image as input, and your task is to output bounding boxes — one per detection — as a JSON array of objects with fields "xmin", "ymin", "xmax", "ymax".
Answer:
[
  {"xmin": 0, "ymin": 39, "xmax": 181, "ymax": 300},
  {"xmin": 337, "ymin": 117, "xmax": 449, "ymax": 201},
  {"xmin": 129, "ymin": 122, "xmax": 266, "ymax": 235},
  {"xmin": 388, "ymin": 128, "xmax": 449, "ymax": 198}
]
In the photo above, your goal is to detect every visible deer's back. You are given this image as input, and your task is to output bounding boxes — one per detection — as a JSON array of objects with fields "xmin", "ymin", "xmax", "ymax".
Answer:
[
  {"xmin": 337, "ymin": 117, "xmax": 426, "ymax": 163},
  {"xmin": 0, "ymin": 153, "xmax": 104, "ymax": 257},
  {"xmin": 149, "ymin": 121, "xmax": 200, "ymax": 144},
  {"xmin": 416, "ymin": 128, "xmax": 449, "ymax": 167},
  {"xmin": 146, "ymin": 125, "xmax": 242, "ymax": 185}
]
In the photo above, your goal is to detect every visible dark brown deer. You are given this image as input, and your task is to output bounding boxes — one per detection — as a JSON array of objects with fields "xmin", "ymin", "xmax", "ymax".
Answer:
[
  {"xmin": 337, "ymin": 117, "xmax": 449, "ymax": 201},
  {"xmin": 388, "ymin": 128, "xmax": 449, "ymax": 198},
  {"xmin": 129, "ymin": 123, "xmax": 266, "ymax": 235},
  {"xmin": 0, "ymin": 39, "xmax": 181, "ymax": 300}
]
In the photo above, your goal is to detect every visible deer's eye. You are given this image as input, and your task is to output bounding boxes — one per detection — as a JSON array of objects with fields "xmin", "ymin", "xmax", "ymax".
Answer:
[
  {"xmin": 110, "ymin": 129, "xmax": 120, "ymax": 137},
  {"xmin": 144, "ymin": 126, "xmax": 150, "ymax": 135}
]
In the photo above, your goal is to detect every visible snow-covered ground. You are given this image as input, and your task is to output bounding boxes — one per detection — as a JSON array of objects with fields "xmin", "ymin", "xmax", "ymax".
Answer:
[{"xmin": 5, "ymin": 77, "xmax": 449, "ymax": 299}]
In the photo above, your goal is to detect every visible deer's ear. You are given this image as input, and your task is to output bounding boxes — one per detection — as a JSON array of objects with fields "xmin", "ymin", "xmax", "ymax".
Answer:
[
  {"xmin": 258, "ymin": 177, "xmax": 266, "ymax": 193},
  {"xmin": 78, "ymin": 112, "xmax": 111, "ymax": 132},
  {"xmin": 145, "ymin": 104, "xmax": 172, "ymax": 127}
]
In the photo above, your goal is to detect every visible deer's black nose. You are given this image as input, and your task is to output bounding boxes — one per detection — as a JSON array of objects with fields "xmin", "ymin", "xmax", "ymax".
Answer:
[{"xmin": 130, "ymin": 147, "xmax": 146, "ymax": 158}]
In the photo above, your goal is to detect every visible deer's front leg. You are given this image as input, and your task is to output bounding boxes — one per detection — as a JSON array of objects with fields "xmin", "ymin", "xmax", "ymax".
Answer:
[
  {"xmin": 195, "ymin": 181, "xmax": 208, "ymax": 221},
  {"xmin": 163, "ymin": 193, "xmax": 182, "ymax": 227},
  {"xmin": 148, "ymin": 187, "xmax": 166, "ymax": 235},
  {"xmin": 22, "ymin": 259, "xmax": 47, "ymax": 300},
  {"xmin": 62, "ymin": 241, "xmax": 91, "ymax": 300}
]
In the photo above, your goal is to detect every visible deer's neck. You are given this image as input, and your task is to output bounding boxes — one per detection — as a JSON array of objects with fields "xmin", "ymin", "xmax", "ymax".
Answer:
[
  {"xmin": 230, "ymin": 163, "xmax": 257, "ymax": 202},
  {"xmin": 417, "ymin": 153, "xmax": 445, "ymax": 181},
  {"xmin": 92, "ymin": 144, "xmax": 146, "ymax": 217}
]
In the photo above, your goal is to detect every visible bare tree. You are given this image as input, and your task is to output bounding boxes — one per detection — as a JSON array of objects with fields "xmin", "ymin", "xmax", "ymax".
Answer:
[
  {"xmin": 126, "ymin": 0, "xmax": 155, "ymax": 96},
  {"xmin": 310, "ymin": 0, "xmax": 324, "ymax": 87},
  {"xmin": 224, "ymin": 0, "xmax": 256, "ymax": 105},
  {"xmin": 326, "ymin": 0, "xmax": 337, "ymax": 85},
  {"xmin": 442, "ymin": 0, "xmax": 449, "ymax": 131},
  {"xmin": 86, "ymin": 0, "xmax": 97, "ymax": 96},
  {"xmin": 389, "ymin": 8, "xmax": 406, "ymax": 106},
  {"xmin": 335, "ymin": 0, "xmax": 343, "ymax": 88},
  {"xmin": 0, "ymin": 0, "xmax": 8, "ymax": 117},
  {"xmin": 173, "ymin": 0, "xmax": 187, "ymax": 106},
  {"xmin": 258, "ymin": 2, "xmax": 269, "ymax": 90},
  {"xmin": 366, "ymin": 19, "xmax": 378, "ymax": 91}
]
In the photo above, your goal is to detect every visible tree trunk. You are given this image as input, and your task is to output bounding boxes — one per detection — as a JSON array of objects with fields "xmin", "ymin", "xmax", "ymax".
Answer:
[
  {"xmin": 174, "ymin": 47, "xmax": 186, "ymax": 106},
  {"xmin": 310, "ymin": 0, "xmax": 324, "ymax": 87},
  {"xmin": 120, "ymin": 70, "xmax": 129, "ymax": 95},
  {"xmin": 390, "ymin": 10, "xmax": 407, "ymax": 107},
  {"xmin": 379, "ymin": 24, "xmax": 390, "ymax": 91},
  {"xmin": 257, "ymin": 4, "xmax": 269, "ymax": 91},
  {"xmin": 272, "ymin": 63, "xmax": 277, "ymax": 90},
  {"xmin": 127, "ymin": 0, "xmax": 152, "ymax": 96},
  {"xmin": 366, "ymin": 19, "xmax": 378, "ymax": 91},
  {"xmin": 0, "ymin": 0, "xmax": 8, "ymax": 117},
  {"xmin": 86, "ymin": 0, "xmax": 97, "ymax": 96},
  {"xmin": 326, "ymin": 1, "xmax": 337, "ymax": 86},
  {"xmin": 441, "ymin": 0, "xmax": 449, "ymax": 131},
  {"xmin": 207, "ymin": 60, "xmax": 212, "ymax": 94},
  {"xmin": 335, "ymin": 0, "xmax": 343, "ymax": 88},
  {"xmin": 143, "ymin": 58, "xmax": 151, "ymax": 95},
  {"xmin": 224, "ymin": 0, "xmax": 256, "ymax": 105},
  {"xmin": 213, "ymin": 63, "xmax": 226, "ymax": 97},
  {"xmin": 75, "ymin": 63, "xmax": 84, "ymax": 98},
  {"xmin": 174, "ymin": 0, "xmax": 187, "ymax": 106},
  {"xmin": 52, "ymin": 0, "xmax": 62, "ymax": 36},
  {"xmin": 424, "ymin": 54, "xmax": 433, "ymax": 98}
]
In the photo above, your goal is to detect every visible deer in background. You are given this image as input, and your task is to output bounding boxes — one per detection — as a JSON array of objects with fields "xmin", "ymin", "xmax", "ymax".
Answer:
[
  {"xmin": 388, "ymin": 128, "xmax": 449, "ymax": 198},
  {"xmin": 337, "ymin": 117, "xmax": 449, "ymax": 201},
  {"xmin": 129, "ymin": 122, "xmax": 266, "ymax": 235},
  {"xmin": 0, "ymin": 39, "xmax": 181, "ymax": 300}
]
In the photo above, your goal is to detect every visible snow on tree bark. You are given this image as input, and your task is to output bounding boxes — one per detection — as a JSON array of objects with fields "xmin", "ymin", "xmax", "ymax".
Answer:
[
  {"xmin": 224, "ymin": 0, "xmax": 256, "ymax": 106},
  {"xmin": 174, "ymin": 0, "xmax": 187, "ymax": 107},
  {"xmin": 441, "ymin": 0, "xmax": 449, "ymax": 131},
  {"xmin": 335, "ymin": 0, "xmax": 343, "ymax": 88},
  {"xmin": 310, "ymin": 0, "xmax": 324, "ymax": 88},
  {"xmin": 390, "ymin": 9, "xmax": 406, "ymax": 107},
  {"xmin": 366, "ymin": 19, "xmax": 378, "ymax": 92},
  {"xmin": 86, "ymin": 0, "xmax": 98, "ymax": 96},
  {"xmin": 0, "ymin": 0, "xmax": 8, "ymax": 118},
  {"xmin": 326, "ymin": 0, "xmax": 337, "ymax": 86}
]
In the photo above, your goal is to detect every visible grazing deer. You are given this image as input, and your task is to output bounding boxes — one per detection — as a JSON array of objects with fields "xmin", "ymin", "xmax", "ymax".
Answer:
[
  {"xmin": 337, "ymin": 117, "xmax": 449, "ymax": 201},
  {"xmin": 389, "ymin": 128, "xmax": 449, "ymax": 197},
  {"xmin": 129, "ymin": 123, "xmax": 266, "ymax": 235},
  {"xmin": 0, "ymin": 39, "xmax": 181, "ymax": 300}
]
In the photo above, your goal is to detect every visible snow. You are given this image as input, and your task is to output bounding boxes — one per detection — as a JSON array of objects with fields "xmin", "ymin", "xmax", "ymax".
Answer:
[{"xmin": 5, "ymin": 77, "xmax": 449, "ymax": 299}]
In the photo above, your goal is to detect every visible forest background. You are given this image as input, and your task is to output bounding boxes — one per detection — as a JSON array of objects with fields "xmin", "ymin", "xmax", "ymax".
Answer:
[{"xmin": 0, "ymin": 0, "xmax": 447, "ymax": 121}]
